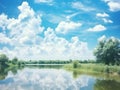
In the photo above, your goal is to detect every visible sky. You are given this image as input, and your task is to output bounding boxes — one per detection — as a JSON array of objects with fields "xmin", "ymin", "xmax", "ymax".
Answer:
[{"xmin": 0, "ymin": 0, "xmax": 120, "ymax": 60}]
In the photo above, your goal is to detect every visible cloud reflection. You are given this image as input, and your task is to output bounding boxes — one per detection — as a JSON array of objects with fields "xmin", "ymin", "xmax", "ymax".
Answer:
[{"xmin": 0, "ymin": 68, "xmax": 94, "ymax": 90}]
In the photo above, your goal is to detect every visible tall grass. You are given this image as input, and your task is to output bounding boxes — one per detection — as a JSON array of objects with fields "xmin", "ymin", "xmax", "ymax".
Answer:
[{"xmin": 64, "ymin": 63, "xmax": 120, "ymax": 75}]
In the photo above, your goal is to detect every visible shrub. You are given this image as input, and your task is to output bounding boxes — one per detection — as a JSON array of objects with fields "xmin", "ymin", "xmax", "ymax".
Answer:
[
  {"xmin": 73, "ymin": 60, "xmax": 79, "ymax": 68},
  {"xmin": 105, "ymin": 67, "xmax": 110, "ymax": 73}
]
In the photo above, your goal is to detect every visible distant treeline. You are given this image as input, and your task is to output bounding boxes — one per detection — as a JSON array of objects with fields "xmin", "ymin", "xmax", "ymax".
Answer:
[
  {"xmin": 0, "ymin": 53, "xmax": 96, "ymax": 67},
  {"xmin": 24, "ymin": 60, "xmax": 96, "ymax": 65},
  {"xmin": 25, "ymin": 60, "xmax": 72, "ymax": 64}
]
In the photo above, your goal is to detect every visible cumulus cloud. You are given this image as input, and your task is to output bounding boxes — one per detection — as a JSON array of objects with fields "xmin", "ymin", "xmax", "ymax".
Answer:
[
  {"xmin": 0, "ymin": 13, "xmax": 9, "ymax": 30},
  {"xmin": 0, "ymin": 1, "xmax": 44, "ymax": 47},
  {"xmin": 87, "ymin": 24, "xmax": 106, "ymax": 32},
  {"xmin": 98, "ymin": 35, "xmax": 119, "ymax": 43},
  {"xmin": 103, "ymin": 0, "xmax": 120, "ymax": 12},
  {"xmin": 108, "ymin": 1, "xmax": 120, "ymax": 11},
  {"xmin": 55, "ymin": 21, "xmax": 82, "ymax": 34},
  {"xmin": 0, "ymin": 1, "xmax": 94, "ymax": 60},
  {"xmin": 0, "ymin": 33, "xmax": 11, "ymax": 44},
  {"xmin": 40, "ymin": 28, "xmax": 94, "ymax": 60}
]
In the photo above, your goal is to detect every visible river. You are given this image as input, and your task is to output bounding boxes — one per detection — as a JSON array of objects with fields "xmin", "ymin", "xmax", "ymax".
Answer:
[{"xmin": 0, "ymin": 65, "xmax": 120, "ymax": 90}]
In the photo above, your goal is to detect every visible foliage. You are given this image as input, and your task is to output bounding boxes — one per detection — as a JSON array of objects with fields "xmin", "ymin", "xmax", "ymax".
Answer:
[
  {"xmin": 73, "ymin": 60, "xmax": 79, "ymax": 68},
  {"xmin": 94, "ymin": 79, "xmax": 120, "ymax": 90},
  {"xmin": 25, "ymin": 60, "xmax": 71, "ymax": 64},
  {"xmin": 104, "ymin": 67, "xmax": 110, "ymax": 74},
  {"xmin": 0, "ymin": 53, "xmax": 9, "ymax": 67},
  {"xmin": 64, "ymin": 63, "xmax": 120, "ymax": 75},
  {"xmin": 94, "ymin": 37, "xmax": 120, "ymax": 65},
  {"xmin": 12, "ymin": 57, "xmax": 18, "ymax": 64},
  {"xmin": 0, "ymin": 53, "xmax": 8, "ymax": 62},
  {"xmin": 79, "ymin": 60, "xmax": 96, "ymax": 63}
]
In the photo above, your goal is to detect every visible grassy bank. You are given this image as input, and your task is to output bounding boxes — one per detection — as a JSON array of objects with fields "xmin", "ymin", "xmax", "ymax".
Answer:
[{"xmin": 64, "ymin": 63, "xmax": 120, "ymax": 75}]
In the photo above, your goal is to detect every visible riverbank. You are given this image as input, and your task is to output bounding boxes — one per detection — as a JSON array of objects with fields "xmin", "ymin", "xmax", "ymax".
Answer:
[
  {"xmin": 7, "ymin": 62, "xmax": 120, "ymax": 76},
  {"xmin": 64, "ymin": 63, "xmax": 120, "ymax": 75}
]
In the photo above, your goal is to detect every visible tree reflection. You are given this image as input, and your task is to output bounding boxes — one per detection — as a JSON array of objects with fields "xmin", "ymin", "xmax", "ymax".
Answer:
[
  {"xmin": 0, "ymin": 66, "xmax": 23, "ymax": 80},
  {"xmin": 0, "ymin": 67, "xmax": 8, "ymax": 80},
  {"xmin": 73, "ymin": 70, "xmax": 79, "ymax": 78},
  {"xmin": 94, "ymin": 79, "xmax": 120, "ymax": 90},
  {"xmin": 10, "ymin": 68, "xmax": 18, "ymax": 75},
  {"xmin": 26, "ymin": 64, "xmax": 63, "ymax": 69}
]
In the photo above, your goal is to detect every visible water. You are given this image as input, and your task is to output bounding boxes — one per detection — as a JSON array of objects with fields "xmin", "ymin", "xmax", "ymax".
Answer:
[{"xmin": 0, "ymin": 66, "xmax": 120, "ymax": 90}]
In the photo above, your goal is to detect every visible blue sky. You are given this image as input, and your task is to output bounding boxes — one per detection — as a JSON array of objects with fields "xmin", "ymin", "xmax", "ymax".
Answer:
[{"xmin": 0, "ymin": 0, "xmax": 120, "ymax": 60}]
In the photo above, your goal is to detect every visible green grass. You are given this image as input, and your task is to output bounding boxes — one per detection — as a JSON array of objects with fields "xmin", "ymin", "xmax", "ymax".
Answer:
[
  {"xmin": 64, "ymin": 63, "xmax": 120, "ymax": 75},
  {"xmin": 63, "ymin": 63, "xmax": 120, "ymax": 82}
]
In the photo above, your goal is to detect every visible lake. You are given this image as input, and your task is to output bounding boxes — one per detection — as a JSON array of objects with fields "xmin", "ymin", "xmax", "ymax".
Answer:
[{"xmin": 0, "ymin": 65, "xmax": 120, "ymax": 90}]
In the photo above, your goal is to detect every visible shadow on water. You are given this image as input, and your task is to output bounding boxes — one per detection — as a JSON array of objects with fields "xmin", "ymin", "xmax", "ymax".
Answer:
[
  {"xmin": 67, "ymin": 69, "xmax": 120, "ymax": 82},
  {"xmin": 25, "ymin": 64, "xmax": 64, "ymax": 69},
  {"xmin": 0, "ymin": 65, "xmax": 24, "ymax": 80},
  {"xmin": 72, "ymin": 70, "xmax": 120, "ymax": 90},
  {"xmin": 94, "ymin": 79, "xmax": 120, "ymax": 90},
  {"xmin": 0, "ymin": 67, "xmax": 8, "ymax": 80}
]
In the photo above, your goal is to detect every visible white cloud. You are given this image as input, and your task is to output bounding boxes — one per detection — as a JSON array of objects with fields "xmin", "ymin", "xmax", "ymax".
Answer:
[
  {"xmin": 98, "ymin": 35, "xmax": 106, "ymax": 42},
  {"xmin": 103, "ymin": 0, "xmax": 120, "ymax": 12},
  {"xmin": 45, "ymin": 12, "xmax": 79, "ymax": 24},
  {"xmin": 18, "ymin": 2, "xmax": 35, "ymax": 19},
  {"xmin": 46, "ymin": 14, "xmax": 64, "ymax": 24},
  {"xmin": 0, "ymin": 28, "xmax": 94, "ymax": 60},
  {"xmin": 35, "ymin": 0, "xmax": 53, "ymax": 3},
  {"xmin": 66, "ymin": 12, "xmax": 79, "ymax": 21},
  {"xmin": 35, "ymin": 0, "xmax": 53, "ymax": 5},
  {"xmin": 6, "ymin": 1, "xmax": 44, "ymax": 46},
  {"xmin": 0, "ymin": 33, "xmax": 11, "ymax": 44},
  {"xmin": 71, "ymin": 2, "xmax": 95, "ymax": 11},
  {"xmin": 0, "ymin": 13, "xmax": 9, "ymax": 30},
  {"xmin": 96, "ymin": 12, "xmax": 113, "ymax": 23},
  {"xmin": 96, "ymin": 13, "xmax": 109, "ymax": 17},
  {"xmin": 55, "ymin": 21, "xmax": 82, "ymax": 34},
  {"xmin": 87, "ymin": 24, "xmax": 106, "ymax": 32},
  {"xmin": 102, "ymin": 18, "xmax": 113, "ymax": 23},
  {"xmin": 0, "ymin": 1, "xmax": 94, "ymax": 60},
  {"xmin": 41, "ymin": 28, "xmax": 94, "ymax": 60},
  {"xmin": 108, "ymin": 1, "xmax": 120, "ymax": 11}
]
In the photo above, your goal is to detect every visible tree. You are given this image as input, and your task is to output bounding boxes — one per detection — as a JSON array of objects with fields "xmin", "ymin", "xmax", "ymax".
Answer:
[
  {"xmin": 73, "ymin": 60, "xmax": 79, "ymax": 68},
  {"xmin": 12, "ymin": 57, "xmax": 18, "ymax": 64},
  {"xmin": 94, "ymin": 37, "xmax": 120, "ymax": 65},
  {"xmin": 0, "ymin": 54, "xmax": 9, "ymax": 66}
]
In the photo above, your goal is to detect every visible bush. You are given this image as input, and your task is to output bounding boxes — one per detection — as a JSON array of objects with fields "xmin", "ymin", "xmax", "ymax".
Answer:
[
  {"xmin": 73, "ymin": 60, "xmax": 79, "ymax": 68},
  {"xmin": 105, "ymin": 67, "xmax": 110, "ymax": 73},
  {"xmin": 118, "ymin": 70, "xmax": 120, "ymax": 75}
]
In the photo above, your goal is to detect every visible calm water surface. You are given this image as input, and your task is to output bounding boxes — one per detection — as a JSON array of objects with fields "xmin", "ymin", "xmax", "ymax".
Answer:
[{"xmin": 0, "ymin": 66, "xmax": 120, "ymax": 90}]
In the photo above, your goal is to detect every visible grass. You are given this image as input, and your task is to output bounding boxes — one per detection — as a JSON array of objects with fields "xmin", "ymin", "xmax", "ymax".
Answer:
[
  {"xmin": 63, "ymin": 63, "xmax": 120, "ymax": 82},
  {"xmin": 64, "ymin": 63, "xmax": 120, "ymax": 75}
]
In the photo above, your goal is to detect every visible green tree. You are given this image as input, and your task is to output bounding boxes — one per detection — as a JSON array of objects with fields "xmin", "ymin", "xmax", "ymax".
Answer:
[
  {"xmin": 94, "ymin": 37, "xmax": 120, "ymax": 65},
  {"xmin": 0, "ymin": 54, "xmax": 9, "ymax": 66},
  {"xmin": 73, "ymin": 60, "xmax": 79, "ymax": 68},
  {"xmin": 12, "ymin": 57, "xmax": 18, "ymax": 64}
]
